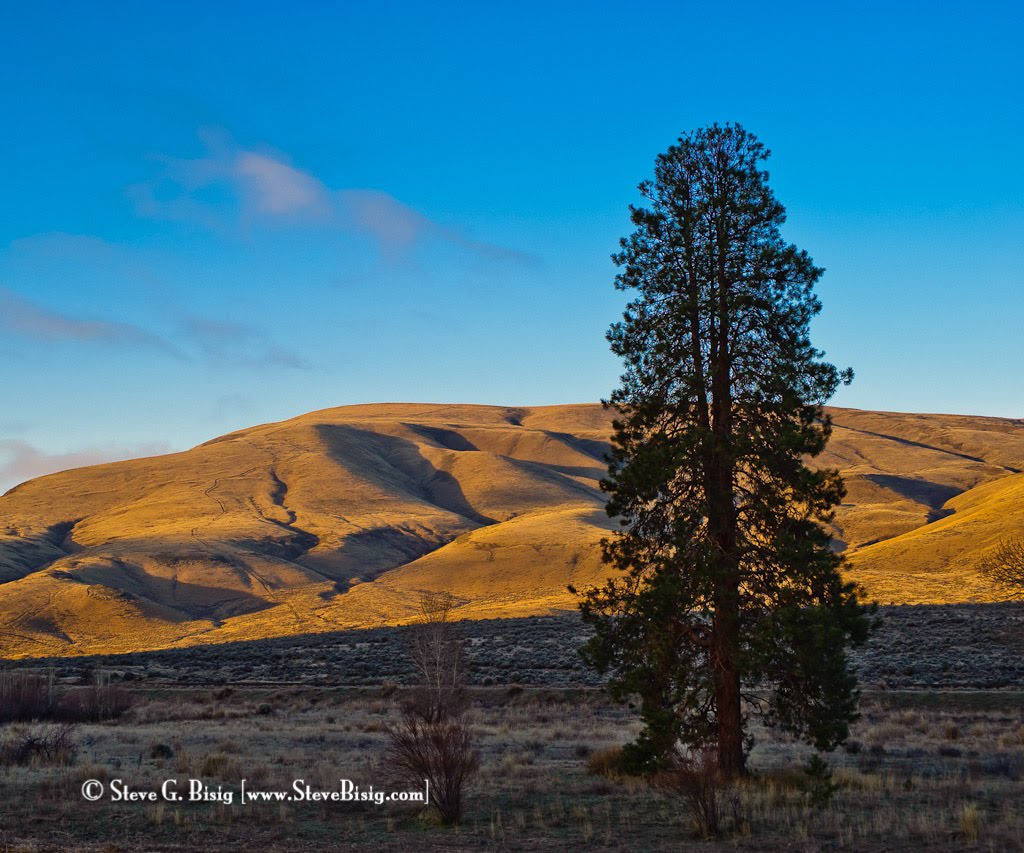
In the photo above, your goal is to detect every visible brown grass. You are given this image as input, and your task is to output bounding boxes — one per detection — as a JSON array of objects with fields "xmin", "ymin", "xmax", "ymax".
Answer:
[{"xmin": 0, "ymin": 684, "xmax": 1018, "ymax": 850}]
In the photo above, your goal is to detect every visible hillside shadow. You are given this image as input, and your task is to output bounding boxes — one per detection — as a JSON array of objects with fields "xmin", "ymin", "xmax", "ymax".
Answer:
[
  {"xmin": 544, "ymin": 431, "xmax": 612, "ymax": 464},
  {"xmin": 319, "ymin": 525, "xmax": 459, "ymax": 591},
  {"xmin": 0, "ymin": 520, "xmax": 81, "ymax": 584},
  {"xmin": 862, "ymin": 474, "xmax": 962, "ymax": 512},
  {"xmin": 406, "ymin": 424, "xmax": 609, "ymax": 483},
  {"xmin": 404, "ymin": 424, "xmax": 479, "ymax": 452},
  {"xmin": 498, "ymin": 456, "xmax": 606, "ymax": 502},
  {"xmin": 840, "ymin": 425, "xmax": 1018, "ymax": 470},
  {"xmin": 314, "ymin": 424, "xmax": 496, "ymax": 525},
  {"xmin": 51, "ymin": 557, "xmax": 274, "ymax": 623}
]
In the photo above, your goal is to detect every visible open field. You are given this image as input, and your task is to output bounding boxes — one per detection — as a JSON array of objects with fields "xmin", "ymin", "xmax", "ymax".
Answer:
[
  {"xmin": 0, "ymin": 686, "xmax": 1021, "ymax": 850},
  {"xmin": 0, "ymin": 604, "xmax": 1021, "ymax": 850}
]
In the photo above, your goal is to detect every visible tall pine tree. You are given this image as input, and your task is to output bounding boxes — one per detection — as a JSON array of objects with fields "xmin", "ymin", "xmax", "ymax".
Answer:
[{"xmin": 573, "ymin": 124, "xmax": 873, "ymax": 779}]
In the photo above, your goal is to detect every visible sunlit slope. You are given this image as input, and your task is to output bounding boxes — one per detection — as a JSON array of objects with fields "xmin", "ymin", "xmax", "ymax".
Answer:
[
  {"xmin": 1, "ymin": 403, "xmax": 1022, "ymax": 657},
  {"xmin": 821, "ymin": 408, "xmax": 1023, "ymax": 551},
  {"xmin": 364, "ymin": 505, "xmax": 618, "ymax": 616},
  {"xmin": 0, "ymin": 404, "xmax": 614, "ymax": 655},
  {"xmin": 846, "ymin": 471, "xmax": 1024, "ymax": 603}
]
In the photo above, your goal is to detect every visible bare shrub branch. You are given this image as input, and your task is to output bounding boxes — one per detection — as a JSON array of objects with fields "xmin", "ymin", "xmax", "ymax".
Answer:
[
  {"xmin": 385, "ymin": 715, "xmax": 480, "ymax": 824},
  {"xmin": 405, "ymin": 591, "xmax": 468, "ymax": 722},
  {"xmin": 0, "ymin": 723, "xmax": 77, "ymax": 766},
  {"xmin": 980, "ymin": 538, "xmax": 1024, "ymax": 600},
  {"xmin": 385, "ymin": 591, "xmax": 479, "ymax": 824},
  {"xmin": 0, "ymin": 669, "xmax": 132, "ymax": 723}
]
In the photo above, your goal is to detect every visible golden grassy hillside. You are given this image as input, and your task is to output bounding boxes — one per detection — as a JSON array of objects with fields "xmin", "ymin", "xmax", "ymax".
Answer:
[{"xmin": 1, "ymin": 403, "xmax": 1022, "ymax": 657}]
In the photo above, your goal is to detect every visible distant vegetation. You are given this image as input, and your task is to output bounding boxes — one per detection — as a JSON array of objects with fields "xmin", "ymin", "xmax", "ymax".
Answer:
[
  {"xmin": 4, "ymin": 606, "xmax": 1023, "ymax": 693},
  {"xmin": 0, "ymin": 668, "xmax": 132, "ymax": 723}
]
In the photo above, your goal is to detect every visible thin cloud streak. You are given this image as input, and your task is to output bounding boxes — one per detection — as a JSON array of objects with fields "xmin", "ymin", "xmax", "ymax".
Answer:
[
  {"xmin": 0, "ymin": 287, "xmax": 304, "ymax": 371},
  {"xmin": 8, "ymin": 232, "xmax": 169, "ymax": 296},
  {"xmin": 0, "ymin": 287, "xmax": 182, "ymax": 356},
  {"xmin": 338, "ymin": 188, "xmax": 534, "ymax": 263},
  {"xmin": 179, "ymin": 314, "xmax": 309, "ymax": 370},
  {"xmin": 0, "ymin": 439, "xmax": 173, "ymax": 494}
]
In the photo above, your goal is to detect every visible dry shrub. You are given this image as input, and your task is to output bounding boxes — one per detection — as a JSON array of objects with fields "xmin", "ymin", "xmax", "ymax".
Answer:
[
  {"xmin": 585, "ymin": 746, "xmax": 626, "ymax": 778},
  {"xmin": 0, "ymin": 724, "xmax": 77, "ymax": 766},
  {"xmin": 404, "ymin": 591, "xmax": 469, "ymax": 724},
  {"xmin": 386, "ymin": 716, "xmax": 479, "ymax": 824},
  {"xmin": 70, "ymin": 762, "xmax": 109, "ymax": 785},
  {"xmin": 654, "ymin": 750, "xmax": 732, "ymax": 839},
  {"xmin": 385, "ymin": 591, "xmax": 479, "ymax": 825},
  {"xmin": 0, "ymin": 669, "xmax": 131, "ymax": 723},
  {"xmin": 57, "ymin": 681, "xmax": 133, "ymax": 722},
  {"xmin": 979, "ymin": 537, "xmax": 1024, "ymax": 599},
  {"xmin": 174, "ymin": 747, "xmax": 193, "ymax": 774},
  {"xmin": 958, "ymin": 802, "xmax": 980, "ymax": 843},
  {"xmin": 0, "ymin": 671, "xmax": 57, "ymax": 721},
  {"xmin": 201, "ymin": 752, "xmax": 241, "ymax": 779}
]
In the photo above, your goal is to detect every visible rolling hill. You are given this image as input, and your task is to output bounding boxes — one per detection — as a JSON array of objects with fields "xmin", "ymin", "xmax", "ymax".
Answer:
[{"xmin": 1, "ymin": 403, "xmax": 1022, "ymax": 657}]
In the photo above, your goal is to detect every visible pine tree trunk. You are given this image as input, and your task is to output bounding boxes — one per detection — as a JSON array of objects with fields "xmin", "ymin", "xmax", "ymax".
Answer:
[
  {"xmin": 709, "ymin": 243, "xmax": 744, "ymax": 777},
  {"xmin": 713, "ymin": 588, "xmax": 745, "ymax": 778},
  {"xmin": 707, "ymin": 447, "xmax": 745, "ymax": 778}
]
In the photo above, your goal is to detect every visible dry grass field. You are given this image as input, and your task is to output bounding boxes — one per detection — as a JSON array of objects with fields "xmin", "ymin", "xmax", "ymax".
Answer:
[
  {"xmin": 0, "ymin": 606, "xmax": 1021, "ymax": 851},
  {"xmin": 1, "ymin": 403, "xmax": 1023, "ymax": 658},
  {"xmin": 0, "ymin": 683, "xmax": 1021, "ymax": 851}
]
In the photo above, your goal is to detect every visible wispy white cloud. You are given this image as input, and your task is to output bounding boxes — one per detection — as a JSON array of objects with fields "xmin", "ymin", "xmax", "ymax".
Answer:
[
  {"xmin": 0, "ymin": 287, "xmax": 181, "ymax": 355},
  {"xmin": 129, "ymin": 129, "xmax": 534, "ymax": 261},
  {"xmin": 0, "ymin": 440, "xmax": 173, "ymax": 494},
  {"xmin": 235, "ymin": 152, "xmax": 331, "ymax": 219},
  {"xmin": 334, "ymin": 188, "xmax": 531, "ymax": 262}
]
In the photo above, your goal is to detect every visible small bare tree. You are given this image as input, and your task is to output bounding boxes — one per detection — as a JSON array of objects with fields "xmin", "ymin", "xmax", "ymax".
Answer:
[
  {"xmin": 406, "ymin": 591, "xmax": 468, "ymax": 722},
  {"xmin": 980, "ymin": 538, "xmax": 1024, "ymax": 600},
  {"xmin": 386, "ymin": 591, "xmax": 479, "ymax": 824}
]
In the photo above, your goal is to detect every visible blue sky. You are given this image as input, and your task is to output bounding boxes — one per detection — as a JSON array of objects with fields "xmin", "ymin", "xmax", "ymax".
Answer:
[{"xmin": 1, "ymin": 1, "xmax": 1022, "ymax": 490}]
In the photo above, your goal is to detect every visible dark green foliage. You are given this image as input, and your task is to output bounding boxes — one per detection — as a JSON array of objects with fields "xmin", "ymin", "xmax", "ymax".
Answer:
[
  {"xmin": 804, "ymin": 753, "xmax": 840, "ymax": 807},
  {"xmin": 573, "ymin": 123, "xmax": 875, "ymax": 777}
]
